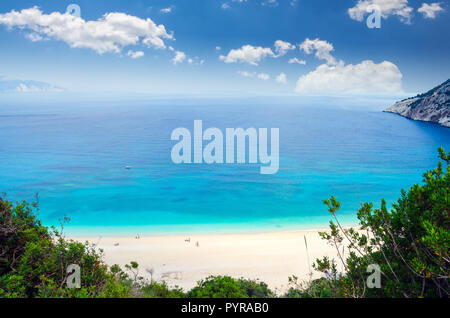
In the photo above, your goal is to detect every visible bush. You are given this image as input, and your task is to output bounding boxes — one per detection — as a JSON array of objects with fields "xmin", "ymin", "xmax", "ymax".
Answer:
[
  {"xmin": 0, "ymin": 199, "xmax": 271, "ymax": 298},
  {"xmin": 0, "ymin": 198, "xmax": 133, "ymax": 298},
  {"xmin": 293, "ymin": 147, "xmax": 449, "ymax": 298},
  {"xmin": 140, "ymin": 281, "xmax": 185, "ymax": 298},
  {"xmin": 188, "ymin": 276, "xmax": 274, "ymax": 298}
]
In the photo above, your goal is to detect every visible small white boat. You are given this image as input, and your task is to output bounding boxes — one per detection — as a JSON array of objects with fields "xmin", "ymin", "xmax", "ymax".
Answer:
[{"xmin": 125, "ymin": 166, "xmax": 132, "ymax": 169}]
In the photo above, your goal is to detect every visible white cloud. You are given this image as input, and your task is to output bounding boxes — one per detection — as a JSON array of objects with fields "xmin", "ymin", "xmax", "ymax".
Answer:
[
  {"xmin": 127, "ymin": 50, "xmax": 144, "ymax": 59},
  {"xmin": 160, "ymin": 6, "xmax": 174, "ymax": 14},
  {"xmin": 299, "ymin": 38, "xmax": 336, "ymax": 65},
  {"xmin": 288, "ymin": 57, "xmax": 306, "ymax": 65},
  {"xmin": 295, "ymin": 60, "xmax": 403, "ymax": 95},
  {"xmin": 183, "ymin": 56, "xmax": 205, "ymax": 66},
  {"xmin": 274, "ymin": 40, "xmax": 295, "ymax": 56},
  {"xmin": 172, "ymin": 51, "xmax": 186, "ymax": 65},
  {"xmin": 223, "ymin": 0, "xmax": 280, "ymax": 9},
  {"xmin": 261, "ymin": 0, "xmax": 279, "ymax": 7},
  {"xmin": 237, "ymin": 71, "xmax": 270, "ymax": 81},
  {"xmin": 276, "ymin": 72, "xmax": 287, "ymax": 84},
  {"xmin": 237, "ymin": 70, "xmax": 255, "ymax": 77},
  {"xmin": 14, "ymin": 83, "xmax": 62, "ymax": 93},
  {"xmin": 0, "ymin": 6, "xmax": 173, "ymax": 54},
  {"xmin": 25, "ymin": 32, "xmax": 43, "ymax": 42},
  {"xmin": 220, "ymin": 40, "xmax": 293, "ymax": 66},
  {"xmin": 348, "ymin": 0, "xmax": 413, "ymax": 24},
  {"xmin": 418, "ymin": 3, "xmax": 444, "ymax": 19},
  {"xmin": 216, "ymin": 46, "xmax": 221, "ymax": 51},
  {"xmin": 220, "ymin": 44, "xmax": 275, "ymax": 65},
  {"xmin": 15, "ymin": 83, "xmax": 41, "ymax": 92}
]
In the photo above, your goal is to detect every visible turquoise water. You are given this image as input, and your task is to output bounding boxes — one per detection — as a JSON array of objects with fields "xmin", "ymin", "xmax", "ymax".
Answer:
[{"xmin": 1, "ymin": 100, "xmax": 449, "ymax": 236}]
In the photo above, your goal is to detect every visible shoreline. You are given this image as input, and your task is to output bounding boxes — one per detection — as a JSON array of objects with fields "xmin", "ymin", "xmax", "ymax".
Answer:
[
  {"xmin": 67, "ymin": 225, "xmax": 335, "ymax": 239},
  {"xmin": 73, "ymin": 229, "xmax": 345, "ymax": 293},
  {"xmin": 64, "ymin": 219, "xmax": 360, "ymax": 238}
]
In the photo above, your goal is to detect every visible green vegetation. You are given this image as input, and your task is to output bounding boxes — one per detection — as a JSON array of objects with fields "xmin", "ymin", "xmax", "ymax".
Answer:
[
  {"xmin": 188, "ymin": 276, "xmax": 273, "ymax": 298},
  {"xmin": 399, "ymin": 78, "xmax": 449, "ymax": 107},
  {"xmin": 0, "ymin": 198, "xmax": 273, "ymax": 298},
  {"xmin": 0, "ymin": 148, "xmax": 448, "ymax": 298},
  {"xmin": 414, "ymin": 78, "xmax": 450, "ymax": 99},
  {"xmin": 286, "ymin": 147, "xmax": 449, "ymax": 298}
]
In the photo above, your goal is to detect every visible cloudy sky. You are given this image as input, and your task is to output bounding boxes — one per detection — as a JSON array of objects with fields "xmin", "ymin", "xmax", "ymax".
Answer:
[{"xmin": 0, "ymin": 0, "xmax": 448, "ymax": 96}]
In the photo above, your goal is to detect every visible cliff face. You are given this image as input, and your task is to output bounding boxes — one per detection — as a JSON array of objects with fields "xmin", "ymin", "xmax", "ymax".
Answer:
[{"xmin": 384, "ymin": 79, "xmax": 450, "ymax": 128}]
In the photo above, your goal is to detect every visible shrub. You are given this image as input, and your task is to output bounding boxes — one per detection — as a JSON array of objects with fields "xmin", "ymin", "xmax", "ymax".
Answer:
[
  {"xmin": 295, "ymin": 147, "xmax": 449, "ymax": 298},
  {"xmin": 188, "ymin": 276, "xmax": 274, "ymax": 298},
  {"xmin": 0, "ymin": 198, "xmax": 133, "ymax": 298}
]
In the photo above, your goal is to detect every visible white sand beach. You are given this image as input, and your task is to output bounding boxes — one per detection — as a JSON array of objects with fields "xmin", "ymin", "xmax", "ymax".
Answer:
[{"xmin": 74, "ymin": 230, "xmax": 340, "ymax": 293}]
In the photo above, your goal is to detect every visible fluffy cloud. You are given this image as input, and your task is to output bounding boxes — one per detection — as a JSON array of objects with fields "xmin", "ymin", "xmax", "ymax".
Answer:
[
  {"xmin": 348, "ymin": 0, "xmax": 413, "ymax": 24},
  {"xmin": 261, "ymin": 0, "xmax": 279, "ymax": 7},
  {"xmin": 222, "ymin": 0, "xmax": 280, "ymax": 9},
  {"xmin": 160, "ymin": 6, "xmax": 175, "ymax": 14},
  {"xmin": 276, "ymin": 72, "xmax": 287, "ymax": 84},
  {"xmin": 288, "ymin": 57, "xmax": 306, "ymax": 65},
  {"xmin": 418, "ymin": 3, "xmax": 444, "ymax": 19},
  {"xmin": 237, "ymin": 71, "xmax": 270, "ymax": 81},
  {"xmin": 25, "ymin": 32, "xmax": 44, "ymax": 42},
  {"xmin": 220, "ymin": 44, "xmax": 275, "ymax": 65},
  {"xmin": 127, "ymin": 50, "xmax": 144, "ymax": 59},
  {"xmin": 295, "ymin": 60, "xmax": 403, "ymax": 94},
  {"xmin": 274, "ymin": 40, "xmax": 295, "ymax": 56},
  {"xmin": 299, "ymin": 38, "xmax": 336, "ymax": 65},
  {"xmin": 220, "ymin": 40, "xmax": 295, "ymax": 66},
  {"xmin": 172, "ymin": 51, "xmax": 186, "ymax": 65},
  {"xmin": 0, "ymin": 6, "xmax": 173, "ymax": 54},
  {"xmin": 14, "ymin": 83, "xmax": 62, "ymax": 92},
  {"xmin": 237, "ymin": 70, "xmax": 255, "ymax": 77}
]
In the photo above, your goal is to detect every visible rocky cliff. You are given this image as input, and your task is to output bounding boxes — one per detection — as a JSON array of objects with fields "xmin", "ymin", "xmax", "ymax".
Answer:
[{"xmin": 384, "ymin": 79, "xmax": 450, "ymax": 128}]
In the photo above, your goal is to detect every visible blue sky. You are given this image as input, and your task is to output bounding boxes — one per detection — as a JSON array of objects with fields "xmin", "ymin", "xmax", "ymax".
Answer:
[{"xmin": 0, "ymin": 0, "xmax": 448, "ymax": 97}]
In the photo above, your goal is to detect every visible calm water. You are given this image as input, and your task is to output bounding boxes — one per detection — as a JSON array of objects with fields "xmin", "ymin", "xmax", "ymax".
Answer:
[{"xmin": 1, "ymin": 100, "xmax": 449, "ymax": 235}]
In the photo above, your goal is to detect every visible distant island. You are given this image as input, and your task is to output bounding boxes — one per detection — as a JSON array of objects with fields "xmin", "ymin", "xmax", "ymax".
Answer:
[{"xmin": 384, "ymin": 79, "xmax": 450, "ymax": 128}]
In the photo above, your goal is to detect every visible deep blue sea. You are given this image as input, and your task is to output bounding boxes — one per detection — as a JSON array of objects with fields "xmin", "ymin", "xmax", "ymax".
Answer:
[{"xmin": 1, "ymin": 99, "xmax": 449, "ymax": 236}]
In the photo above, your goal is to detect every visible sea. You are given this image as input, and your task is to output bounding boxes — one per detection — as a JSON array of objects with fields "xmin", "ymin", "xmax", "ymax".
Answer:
[{"xmin": 1, "ymin": 97, "xmax": 449, "ymax": 236}]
